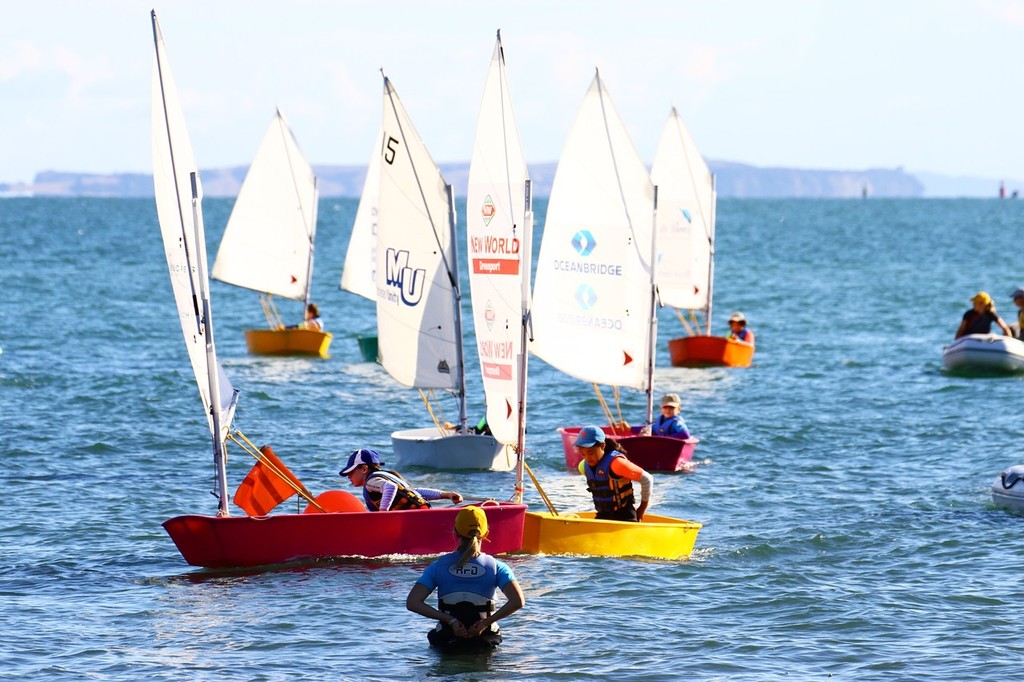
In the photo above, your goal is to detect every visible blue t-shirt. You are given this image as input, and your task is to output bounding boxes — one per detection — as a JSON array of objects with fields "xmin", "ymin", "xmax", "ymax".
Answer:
[{"xmin": 416, "ymin": 551, "xmax": 516, "ymax": 602}]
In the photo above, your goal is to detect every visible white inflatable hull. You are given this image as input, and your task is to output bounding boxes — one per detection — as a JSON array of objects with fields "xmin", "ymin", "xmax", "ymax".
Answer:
[
  {"xmin": 942, "ymin": 334, "xmax": 1024, "ymax": 374},
  {"xmin": 992, "ymin": 465, "xmax": 1024, "ymax": 512},
  {"xmin": 391, "ymin": 427, "xmax": 514, "ymax": 471}
]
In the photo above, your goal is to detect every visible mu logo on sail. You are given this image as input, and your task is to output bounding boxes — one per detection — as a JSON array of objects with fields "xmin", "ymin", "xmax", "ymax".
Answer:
[{"xmin": 382, "ymin": 248, "xmax": 426, "ymax": 306}]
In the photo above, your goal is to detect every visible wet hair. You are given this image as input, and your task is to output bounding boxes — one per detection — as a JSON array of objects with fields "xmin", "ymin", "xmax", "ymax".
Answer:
[
  {"xmin": 307, "ymin": 303, "xmax": 320, "ymax": 316},
  {"xmin": 454, "ymin": 531, "xmax": 483, "ymax": 567}
]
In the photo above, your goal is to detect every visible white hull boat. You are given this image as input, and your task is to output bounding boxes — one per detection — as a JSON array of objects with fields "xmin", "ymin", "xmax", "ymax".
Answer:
[
  {"xmin": 942, "ymin": 334, "xmax": 1024, "ymax": 374},
  {"xmin": 992, "ymin": 465, "xmax": 1024, "ymax": 512},
  {"xmin": 391, "ymin": 428, "xmax": 513, "ymax": 471}
]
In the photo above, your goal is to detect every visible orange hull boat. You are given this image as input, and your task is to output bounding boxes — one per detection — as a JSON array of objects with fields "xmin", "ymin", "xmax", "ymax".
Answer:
[{"xmin": 667, "ymin": 335, "xmax": 754, "ymax": 368}]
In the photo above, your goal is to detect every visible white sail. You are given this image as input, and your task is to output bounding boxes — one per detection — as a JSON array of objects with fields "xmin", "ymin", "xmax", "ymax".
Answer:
[
  {"xmin": 375, "ymin": 76, "xmax": 461, "ymax": 391},
  {"xmin": 211, "ymin": 109, "xmax": 318, "ymax": 302},
  {"xmin": 340, "ymin": 124, "xmax": 383, "ymax": 301},
  {"xmin": 150, "ymin": 11, "xmax": 238, "ymax": 442},
  {"xmin": 530, "ymin": 71, "xmax": 655, "ymax": 390},
  {"xmin": 467, "ymin": 33, "xmax": 532, "ymax": 447},
  {"xmin": 651, "ymin": 106, "xmax": 716, "ymax": 314}
]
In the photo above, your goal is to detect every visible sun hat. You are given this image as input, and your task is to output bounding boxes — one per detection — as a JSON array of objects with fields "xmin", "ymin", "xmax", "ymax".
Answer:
[
  {"xmin": 573, "ymin": 425, "xmax": 606, "ymax": 448},
  {"xmin": 728, "ymin": 311, "xmax": 746, "ymax": 323},
  {"xmin": 661, "ymin": 393, "xmax": 681, "ymax": 407},
  {"xmin": 1010, "ymin": 287, "xmax": 1024, "ymax": 300},
  {"xmin": 455, "ymin": 505, "xmax": 489, "ymax": 539},
  {"xmin": 339, "ymin": 448, "xmax": 382, "ymax": 475},
  {"xmin": 971, "ymin": 291, "xmax": 992, "ymax": 305}
]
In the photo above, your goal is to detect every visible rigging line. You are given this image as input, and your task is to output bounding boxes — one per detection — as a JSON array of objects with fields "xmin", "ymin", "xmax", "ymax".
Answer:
[
  {"xmin": 672, "ymin": 110, "xmax": 713, "ymax": 242},
  {"xmin": 151, "ymin": 11, "xmax": 203, "ymax": 337},
  {"xmin": 277, "ymin": 110, "xmax": 317, "ymax": 255},
  {"xmin": 497, "ymin": 32, "xmax": 517, "ymax": 232},
  {"xmin": 382, "ymin": 74, "xmax": 459, "ymax": 292},
  {"xmin": 594, "ymin": 70, "xmax": 645, "ymax": 266}
]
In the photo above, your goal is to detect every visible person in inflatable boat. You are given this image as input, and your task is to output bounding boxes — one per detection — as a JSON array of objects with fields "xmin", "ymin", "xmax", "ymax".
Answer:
[
  {"xmin": 574, "ymin": 426, "xmax": 654, "ymax": 522},
  {"xmin": 652, "ymin": 393, "xmax": 691, "ymax": 439},
  {"xmin": 1010, "ymin": 287, "xmax": 1024, "ymax": 338},
  {"xmin": 406, "ymin": 505, "xmax": 525, "ymax": 649},
  {"xmin": 955, "ymin": 291, "xmax": 1011, "ymax": 339},
  {"xmin": 727, "ymin": 311, "xmax": 755, "ymax": 344},
  {"xmin": 339, "ymin": 449, "xmax": 463, "ymax": 511}
]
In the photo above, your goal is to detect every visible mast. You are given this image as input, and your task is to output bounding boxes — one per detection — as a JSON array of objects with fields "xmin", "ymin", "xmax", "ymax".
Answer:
[
  {"xmin": 446, "ymin": 183, "xmax": 469, "ymax": 433},
  {"xmin": 514, "ymin": 179, "xmax": 532, "ymax": 503},
  {"xmin": 304, "ymin": 176, "xmax": 319, "ymax": 308},
  {"xmin": 189, "ymin": 172, "xmax": 230, "ymax": 517},
  {"xmin": 644, "ymin": 185, "xmax": 659, "ymax": 431},
  {"xmin": 705, "ymin": 173, "xmax": 717, "ymax": 335}
]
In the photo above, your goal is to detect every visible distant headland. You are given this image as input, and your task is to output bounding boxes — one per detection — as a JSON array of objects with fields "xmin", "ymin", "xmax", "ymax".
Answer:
[{"xmin": 0, "ymin": 162, "xmax": 1013, "ymax": 199}]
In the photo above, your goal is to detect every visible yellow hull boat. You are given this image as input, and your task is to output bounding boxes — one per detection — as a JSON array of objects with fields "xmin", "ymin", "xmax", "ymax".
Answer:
[
  {"xmin": 244, "ymin": 329, "xmax": 333, "ymax": 358},
  {"xmin": 520, "ymin": 511, "xmax": 702, "ymax": 560}
]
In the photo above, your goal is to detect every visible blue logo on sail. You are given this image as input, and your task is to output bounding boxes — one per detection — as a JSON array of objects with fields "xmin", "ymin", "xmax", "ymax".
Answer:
[
  {"xmin": 572, "ymin": 230, "xmax": 596, "ymax": 257},
  {"xmin": 681, "ymin": 208, "xmax": 692, "ymax": 223},
  {"xmin": 575, "ymin": 283, "xmax": 597, "ymax": 310},
  {"xmin": 384, "ymin": 248, "xmax": 426, "ymax": 306}
]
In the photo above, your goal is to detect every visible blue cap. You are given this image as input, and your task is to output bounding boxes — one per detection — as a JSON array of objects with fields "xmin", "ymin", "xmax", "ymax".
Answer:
[
  {"xmin": 573, "ymin": 426, "xmax": 606, "ymax": 448},
  {"xmin": 340, "ymin": 448, "xmax": 382, "ymax": 475}
]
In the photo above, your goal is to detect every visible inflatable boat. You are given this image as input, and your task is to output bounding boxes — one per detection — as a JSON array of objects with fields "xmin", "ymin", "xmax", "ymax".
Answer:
[{"xmin": 942, "ymin": 334, "xmax": 1024, "ymax": 375}]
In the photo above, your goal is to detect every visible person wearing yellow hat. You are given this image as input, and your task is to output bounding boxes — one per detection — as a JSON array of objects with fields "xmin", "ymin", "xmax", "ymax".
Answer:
[
  {"xmin": 406, "ymin": 506, "xmax": 524, "ymax": 649},
  {"xmin": 955, "ymin": 291, "xmax": 1012, "ymax": 339}
]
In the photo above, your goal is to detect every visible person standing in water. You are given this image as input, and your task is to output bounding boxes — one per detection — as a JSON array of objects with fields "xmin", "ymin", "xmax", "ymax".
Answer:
[{"xmin": 406, "ymin": 506, "xmax": 525, "ymax": 649}]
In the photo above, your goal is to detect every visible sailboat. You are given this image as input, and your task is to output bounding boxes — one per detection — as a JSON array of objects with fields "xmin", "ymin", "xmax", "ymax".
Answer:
[
  {"xmin": 339, "ymin": 125, "xmax": 384, "ymax": 363},
  {"xmin": 466, "ymin": 31, "xmax": 531, "ymax": 493},
  {"xmin": 376, "ymin": 73, "xmax": 511, "ymax": 471},
  {"xmin": 210, "ymin": 109, "xmax": 332, "ymax": 358},
  {"xmin": 655, "ymin": 108, "xmax": 752, "ymax": 368},
  {"xmin": 530, "ymin": 71, "xmax": 700, "ymax": 475},
  {"xmin": 152, "ymin": 11, "xmax": 525, "ymax": 568}
]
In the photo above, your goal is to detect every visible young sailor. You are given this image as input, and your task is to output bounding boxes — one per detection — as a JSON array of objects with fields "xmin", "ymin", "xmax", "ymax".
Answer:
[
  {"xmin": 574, "ymin": 426, "xmax": 653, "ymax": 522},
  {"xmin": 652, "ymin": 393, "xmax": 691, "ymax": 438},
  {"xmin": 339, "ymin": 449, "xmax": 463, "ymax": 511},
  {"xmin": 406, "ymin": 506, "xmax": 525, "ymax": 649},
  {"xmin": 727, "ymin": 311, "xmax": 755, "ymax": 345}
]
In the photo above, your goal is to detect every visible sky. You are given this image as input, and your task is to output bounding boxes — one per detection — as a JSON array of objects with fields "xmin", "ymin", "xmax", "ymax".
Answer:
[{"xmin": 2, "ymin": 0, "xmax": 1024, "ymax": 184}]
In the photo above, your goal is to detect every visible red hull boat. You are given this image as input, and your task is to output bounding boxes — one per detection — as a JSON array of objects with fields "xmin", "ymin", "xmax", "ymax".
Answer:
[
  {"xmin": 163, "ymin": 502, "xmax": 527, "ymax": 569},
  {"xmin": 668, "ymin": 335, "xmax": 754, "ymax": 368},
  {"xmin": 558, "ymin": 425, "xmax": 699, "ymax": 473}
]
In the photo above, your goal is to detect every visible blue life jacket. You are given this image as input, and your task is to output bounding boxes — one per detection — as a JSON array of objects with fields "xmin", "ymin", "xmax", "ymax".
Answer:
[{"xmin": 583, "ymin": 450, "xmax": 636, "ymax": 513}]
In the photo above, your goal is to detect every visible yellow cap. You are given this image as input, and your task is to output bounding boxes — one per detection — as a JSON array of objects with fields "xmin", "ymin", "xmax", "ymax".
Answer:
[
  {"xmin": 972, "ymin": 291, "xmax": 992, "ymax": 305},
  {"xmin": 454, "ymin": 505, "xmax": 488, "ymax": 539}
]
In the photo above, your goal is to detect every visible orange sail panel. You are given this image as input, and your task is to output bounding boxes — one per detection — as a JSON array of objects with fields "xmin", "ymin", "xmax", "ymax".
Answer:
[{"xmin": 233, "ymin": 445, "xmax": 304, "ymax": 516}]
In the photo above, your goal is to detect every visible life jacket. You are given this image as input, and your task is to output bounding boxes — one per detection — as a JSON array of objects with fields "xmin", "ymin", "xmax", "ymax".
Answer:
[
  {"xmin": 583, "ymin": 450, "xmax": 636, "ymax": 513},
  {"xmin": 653, "ymin": 414, "xmax": 684, "ymax": 437},
  {"xmin": 363, "ymin": 470, "xmax": 430, "ymax": 511},
  {"xmin": 730, "ymin": 328, "xmax": 750, "ymax": 342}
]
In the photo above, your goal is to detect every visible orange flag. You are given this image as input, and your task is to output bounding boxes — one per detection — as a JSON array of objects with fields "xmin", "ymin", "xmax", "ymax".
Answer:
[{"xmin": 233, "ymin": 445, "xmax": 305, "ymax": 516}]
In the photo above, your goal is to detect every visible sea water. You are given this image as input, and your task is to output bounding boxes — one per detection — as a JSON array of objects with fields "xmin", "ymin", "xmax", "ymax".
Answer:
[{"xmin": 2, "ymin": 196, "xmax": 1024, "ymax": 680}]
